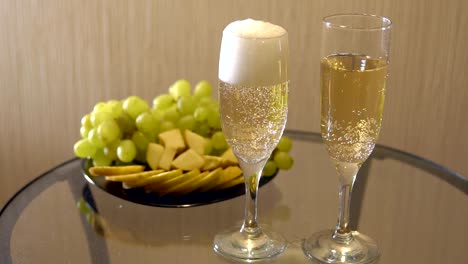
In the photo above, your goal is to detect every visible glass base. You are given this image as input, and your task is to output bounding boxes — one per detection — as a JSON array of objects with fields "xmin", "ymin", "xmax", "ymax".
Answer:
[
  {"xmin": 213, "ymin": 226, "xmax": 287, "ymax": 262},
  {"xmin": 302, "ymin": 229, "xmax": 379, "ymax": 264}
]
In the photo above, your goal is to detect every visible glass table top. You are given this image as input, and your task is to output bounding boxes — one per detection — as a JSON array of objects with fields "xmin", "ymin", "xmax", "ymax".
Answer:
[{"xmin": 1, "ymin": 130, "xmax": 467, "ymax": 264}]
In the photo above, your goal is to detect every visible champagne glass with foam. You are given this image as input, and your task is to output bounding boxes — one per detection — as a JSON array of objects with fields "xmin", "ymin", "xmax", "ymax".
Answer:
[
  {"xmin": 302, "ymin": 14, "xmax": 392, "ymax": 264},
  {"xmin": 213, "ymin": 19, "xmax": 289, "ymax": 261}
]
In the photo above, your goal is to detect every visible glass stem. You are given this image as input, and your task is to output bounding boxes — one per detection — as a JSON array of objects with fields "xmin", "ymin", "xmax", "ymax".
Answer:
[
  {"xmin": 333, "ymin": 161, "xmax": 360, "ymax": 243},
  {"xmin": 238, "ymin": 158, "xmax": 268, "ymax": 236}
]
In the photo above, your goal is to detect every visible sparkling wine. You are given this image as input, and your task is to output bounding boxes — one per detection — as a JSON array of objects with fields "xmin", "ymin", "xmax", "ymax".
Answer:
[
  {"xmin": 219, "ymin": 80, "xmax": 288, "ymax": 163},
  {"xmin": 214, "ymin": 18, "xmax": 289, "ymax": 261},
  {"xmin": 218, "ymin": 19, "xmax": 289, "ymax": 164},
  {"xmin": 320, "ymin": 54, "xmax": 388, "ymax": 164}
]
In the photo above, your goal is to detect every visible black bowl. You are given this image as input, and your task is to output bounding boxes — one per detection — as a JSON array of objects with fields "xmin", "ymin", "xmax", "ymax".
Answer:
[{"xmin": 81, "ymin": 159, "xmax": 278, "ymax": 208}]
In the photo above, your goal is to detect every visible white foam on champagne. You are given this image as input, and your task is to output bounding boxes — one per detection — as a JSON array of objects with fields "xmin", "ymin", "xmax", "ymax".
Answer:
[{"xmin": 219, "ymin": 19, "xmax": 289, "ymax": 87}]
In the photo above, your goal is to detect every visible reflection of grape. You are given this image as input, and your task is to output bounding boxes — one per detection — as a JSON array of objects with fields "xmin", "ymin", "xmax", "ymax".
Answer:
[{"xmin": 74, "ymin": 79, "xmax": 294, "ymax": 174}]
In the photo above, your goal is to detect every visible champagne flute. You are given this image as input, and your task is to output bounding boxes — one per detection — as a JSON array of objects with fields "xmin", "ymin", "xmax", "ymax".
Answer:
[
  {"xmin": 213, "ymin": 19, "xmax": 289, "ymax": 261},
  {"xmin": 302, "ymin": 14, "xmax": 392, "ymax": 263}
]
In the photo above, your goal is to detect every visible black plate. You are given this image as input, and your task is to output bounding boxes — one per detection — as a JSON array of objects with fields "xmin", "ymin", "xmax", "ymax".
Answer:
[{"xmin": 80, "ymin": 159, "xmax": 278, "ymax": 208}]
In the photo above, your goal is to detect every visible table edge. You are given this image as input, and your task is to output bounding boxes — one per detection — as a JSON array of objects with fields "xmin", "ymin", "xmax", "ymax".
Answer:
[{"xmin": 1, "ymin": 130, "xmax": 467, "ymax": 216}]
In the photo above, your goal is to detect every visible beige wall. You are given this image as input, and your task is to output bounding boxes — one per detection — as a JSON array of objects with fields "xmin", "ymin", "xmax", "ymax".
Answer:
[{"xmin": 1, "ymin": 0, "xmax": 467, "ymax": 206}]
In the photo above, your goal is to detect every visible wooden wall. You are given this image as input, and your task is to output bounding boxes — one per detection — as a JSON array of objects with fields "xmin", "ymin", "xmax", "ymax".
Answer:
[{"xmin": 1, "ymin": 0, "xmax": 467, "ymax": 207}]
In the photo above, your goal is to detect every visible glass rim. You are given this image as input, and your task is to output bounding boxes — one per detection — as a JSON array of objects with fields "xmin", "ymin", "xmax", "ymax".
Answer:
[{"xmin": 323, "ymin": 13, "xmax": 392, "ymax": 31}]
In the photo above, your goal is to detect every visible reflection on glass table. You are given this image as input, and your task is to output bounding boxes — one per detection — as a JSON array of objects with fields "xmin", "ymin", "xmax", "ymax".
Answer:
[{"xmin": 0, "ymin": 130, "xmax": 467, "ymax": 264}]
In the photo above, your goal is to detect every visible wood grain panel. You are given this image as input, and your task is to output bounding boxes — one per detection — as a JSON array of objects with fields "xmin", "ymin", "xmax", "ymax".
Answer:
[{"xmin": 0, "ymin": 0, "xmax": 467, "ymax": 245}]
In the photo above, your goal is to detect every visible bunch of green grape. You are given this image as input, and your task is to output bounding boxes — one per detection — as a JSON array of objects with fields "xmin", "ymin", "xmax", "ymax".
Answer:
[{"xmin": 74, "ymin": 79, "xmax": 294, "ymax": 175}]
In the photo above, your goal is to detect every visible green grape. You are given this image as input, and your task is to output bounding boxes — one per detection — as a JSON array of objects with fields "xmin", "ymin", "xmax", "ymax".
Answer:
[
  {"xmin": 198, "ymin": 97, "xmax": 214, "ymax": 106},
  {"xmin": 81, "ymin": 114, "xmax": 93, "ymax": 129},
  {"xmin": 177, "ymin": 115, "xmax": 195, "ymax": 131},
  {"xmin": 263, "ymin": 160, "xmax": 278, "ymax": 177},
  {"xmin": 80, "ymin": 126, "xmax": 91, "ymax": 139},
  {"xmin": 163, "ymin": 107, "xmax": 181, "ymax": 123},
  {"xmin": 134, "ymin": 150, "xmax": 147, "ymax": 163},
  {"xmin": 115, "ymin": 113, "xmax": 136, "ymax": 136},
  {"xmin": 151, "ymin": 109, "xmax": 164, "ymax": 123},
  {"xmin": 211, "ymin": 131, "xmax": 228, "ymax": 150},
  {"xmin": 136, "ymin": 112, "xmax": 158, "ymax": 133},
  {"xmin": 177, "ymin": 95, "xmax": 196, "ymax": 115},
  {"xmin": 87, "ymin": 128, "xmax": 105, "ymax": 148},
  {"xmin": 169, "ymin": 79, "xmax": 191, "ymax": 100},
  {"xmin": 74, "ymin": 139, "xmax": 97, "ymax": 158},
  {"xmin": 210, "ymin": 148, "xmax": 225, "ymax": 157},
  {"xmin": 107, "ymin": 100, "xmax": 124, "ymax": 118},
  {"xmin": 194, "ymin": 106, "xmax": 209, "ymax": 122},
  {"xmin": 92, "ymin": 102, "xmax": 112, "ymax": 113},
  {"xmin": 90, "ymin": 111, "xmax": 113, "ymax": 127},
  {"xmin": 273, "ymin": 151, "xmax": 294, "ymax": 170},
  {"xmin": 277, "ymin": 136, "xmax": 293, "ymax": 152},
  {"xmin": 194, "ymin": 80, "xmax": 213, "ymax": 98},
  {"xmin": 198, "ymin": 97, "xmax": 216, "ymax": 107},
  {"xmin": 114, "ymin": 160, "xmax": 135, "ymax": 166},
  {"xmin": 117, "ymin": 140, "xmax": 137, "ymax": 163},
  {"xmin": 204, "ymin": 140, "xmax": 213, "ymax": 155},
  {"xmin": 193, "ymin": 122, "xmax": 211, "ymax": 137},
  {"xmin": 123, "ymin": 96, "xmax": 150, "ymax": 119},
  {"xmin": 132, "ymin": 131, "xmax": 150, "ymax": 151},
  {"xmin": 207, "ymin": 109, "xmax": 221, "ymax": 129},
  {"xmin": 160, "ymin": 121, "xmax": 176, "ymax": 132},
  {"xmin": 92, "ymin": 148, "xmax": 113, "ymax": 166},
  {"xmin": 143, "ymin": 130, "xmax": 157, "ymax": 142},
  {"xmin": 97, "ymin": 119, "xmax": 121, "ymax": 144},
  {"xmin": 103, "ymin": 140, "xmax": 119, "ymax": 161},
  {"xmin": 153, "ymin": 94, "xmax": 175, "ymax": 110}
]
